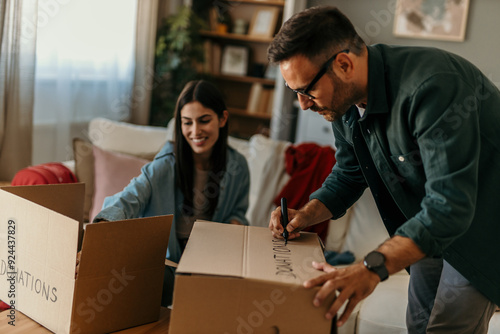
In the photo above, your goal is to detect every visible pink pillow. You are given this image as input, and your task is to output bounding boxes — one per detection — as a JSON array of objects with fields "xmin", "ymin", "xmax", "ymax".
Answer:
[{"xmin": 90, "ymin": 145, "xmax": 149, "ymax": 222}]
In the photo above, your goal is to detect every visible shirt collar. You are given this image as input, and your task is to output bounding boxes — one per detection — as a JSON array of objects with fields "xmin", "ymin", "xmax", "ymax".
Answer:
[{"xmin": 365, "ymin": 45, "xmax": 390, "ymax": 115}]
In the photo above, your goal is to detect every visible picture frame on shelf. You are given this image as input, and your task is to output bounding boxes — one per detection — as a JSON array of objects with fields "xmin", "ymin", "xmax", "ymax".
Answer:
[
  {"xmin": 248, "ymin": 7, "xmax": 280, "ymax": 38},
  {"xmin": 220, "ymin": 45, "xmax": 249, "ymax": 76},
  {"xmin": 393, "ymin": 0, "xmax": 470, "ymax": 42}
]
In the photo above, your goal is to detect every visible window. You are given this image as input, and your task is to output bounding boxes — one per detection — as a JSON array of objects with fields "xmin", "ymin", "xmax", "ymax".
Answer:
[{"xmin": 33, "ymin": 0, "xmax": 137, "ymax": 163}]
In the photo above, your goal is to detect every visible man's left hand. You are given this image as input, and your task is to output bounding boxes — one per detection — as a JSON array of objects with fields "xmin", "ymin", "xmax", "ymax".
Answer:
[{"xmin": 304, "ymin": 261, "xmax": 381, "ymax": 327}]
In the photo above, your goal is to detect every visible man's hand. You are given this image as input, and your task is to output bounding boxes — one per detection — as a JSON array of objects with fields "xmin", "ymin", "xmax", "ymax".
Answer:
[
  {"xmin": 269, "ymin": 199, "xmax": 333, "ymax": 240},
  {"xmin": 304, "ymin": 261, "xmax": 380, "ymax": 327},
  {"xmin": 269, "ymin": 206, "xmax": 305, "ymax": 240},
  {"xmin": 304, "ymin": 236, "xmax": 426, "ymax": 327}
]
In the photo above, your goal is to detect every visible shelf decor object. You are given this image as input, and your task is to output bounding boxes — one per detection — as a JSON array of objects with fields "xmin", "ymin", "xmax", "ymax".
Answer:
[
  {"xmin": 248, "ymin": 6, "xmax": 280, "ymax": 38},
  {"xmin": 221, "ymin": 45, "xmax": 250, "ymax": 76}
]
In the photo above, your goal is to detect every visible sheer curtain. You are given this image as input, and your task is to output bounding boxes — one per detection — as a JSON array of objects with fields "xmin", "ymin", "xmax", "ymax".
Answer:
[
  {"xmin": 130, "ymin": 0, "xmax": 159, "ymax": 126},
  {"xmin": 32, "ymin": 0, "xmax": 137, "ymax": 164},
  {"xmin": 0, "ymin": 0, "xmax": 38, "ymax": 180}
]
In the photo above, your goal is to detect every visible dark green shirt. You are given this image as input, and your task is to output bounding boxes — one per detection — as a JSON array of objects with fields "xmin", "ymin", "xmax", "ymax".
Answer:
[{"xmin": 311, "ymin": 44, "xmax": 500, "ymax": 305}]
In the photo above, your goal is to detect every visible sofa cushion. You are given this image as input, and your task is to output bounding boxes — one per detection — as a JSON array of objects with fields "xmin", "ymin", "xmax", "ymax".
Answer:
[
  {"xmin": 325, "ymin": 212, "xmax": 351, "ymax": 252},
  {"xmin": 489, "ymin": 311, "xmax": 500, "ymax": 333},
  {"xmin": 88, "ymin": 117, "xmax": 173, "ymax": 159},
  {"xmin": 356, "ymin": 273, "xmax": 410, "ymax": 333},
  {"xmin": 341, "ymin": 189, "xmax": 390, "ymax": 262},
  {"xmin": 231, "ymin": 134, "xmax": 290, "ymax": 227},
  {"xmin": 74, "ymin": 118, "xmax": 174, "ymax": 221},
  {"xmin": 89, "ymin": 145, "xmax": 149, "ymax": 222}
]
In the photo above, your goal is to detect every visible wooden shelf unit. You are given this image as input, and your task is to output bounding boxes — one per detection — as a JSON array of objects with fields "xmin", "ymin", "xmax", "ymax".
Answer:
[
  {"xmin": 200, "ymin": 30, "xmax": 274, "ymax": 44},
  {"xmin": 226, "ymin": 0, "xmax": 285, "ymax": 6},
  {"xmin": 212, "ymin": 73, "xmax": 275, "ymax": 86},
  {"xmin": 230, "ymin": 107, "xmax": 272, "ymax": 120},
  {"xmin": 201, "ymin": 0, "xmax": 285, "ymax": 139}
]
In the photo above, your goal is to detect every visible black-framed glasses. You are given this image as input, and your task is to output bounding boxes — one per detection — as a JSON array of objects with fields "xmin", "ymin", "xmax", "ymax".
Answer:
[{"xmin": 285, "ymin": 49, "xmax": 350, "ymax": 100}]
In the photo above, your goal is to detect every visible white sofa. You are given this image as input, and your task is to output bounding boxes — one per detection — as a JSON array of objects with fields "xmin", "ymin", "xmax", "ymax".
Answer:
[{"xmin": 68, "ymin": 117, "xmax": 499, "ymax": 334}]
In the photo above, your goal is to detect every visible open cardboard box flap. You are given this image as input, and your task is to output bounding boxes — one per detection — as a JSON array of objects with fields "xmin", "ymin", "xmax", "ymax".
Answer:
[
  {"xmin": 177, "ymin": 221, "xmax": 326, "ymax": 283},
  {"xmin": 0, "ymin": 184, "xmax": 172, "ymax": 334},
  {"xmin": 170, "ymin": 221, "xmax": 335, "ymax": 334},
  {"xmin": 1, "ymin": 183, "xmax": 85, "ymax": 240}
]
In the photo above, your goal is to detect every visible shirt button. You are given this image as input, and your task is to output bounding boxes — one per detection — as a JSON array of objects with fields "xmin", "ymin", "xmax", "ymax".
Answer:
[{"xmin": 398, "ymin": 156, "xmax": 405, "ymax": 162}]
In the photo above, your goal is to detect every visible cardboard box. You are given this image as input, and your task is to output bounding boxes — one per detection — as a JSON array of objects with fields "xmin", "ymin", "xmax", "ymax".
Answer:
[
  {"xmin": 169, "ymin": 221, "xmax": 336, "ymax": 334},
  {"xmin": 0, "ymin": 184, "xmax": 172, "ymax": 333}
]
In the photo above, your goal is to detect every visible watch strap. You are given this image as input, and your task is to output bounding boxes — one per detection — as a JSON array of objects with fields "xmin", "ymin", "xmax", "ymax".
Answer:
[
  {"xmin": 364, "ymin": 251, "xmax": 389, "ymax": 282},
  {"xmin": 371, "ymin": 264, "xmax": 389, "ymax": 282}
]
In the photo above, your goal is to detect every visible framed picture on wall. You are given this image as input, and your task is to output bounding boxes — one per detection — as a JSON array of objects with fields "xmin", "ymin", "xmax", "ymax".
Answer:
[
  {"xmin": 221, "ymin": 46, "xmax": 249, "ymax": 76},
  {"xmin": 248, "ymin": 7, "xmax": 280, "ymax": 38},
  {"xmin": 393, "ymin": 0, "xmax": 470, "ymax": 42}
]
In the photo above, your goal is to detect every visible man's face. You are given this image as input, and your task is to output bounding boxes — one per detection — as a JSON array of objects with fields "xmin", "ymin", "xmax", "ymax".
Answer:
[{"xmin": 280, "ymin": 53, "xmax": 364, "ymax": 122}]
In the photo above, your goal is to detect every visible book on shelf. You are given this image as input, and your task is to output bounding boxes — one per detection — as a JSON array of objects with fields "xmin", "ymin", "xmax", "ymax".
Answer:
[
  {"xmin": 209, "ymin": 7, "xmax": 218, "ymax": 31},
  {"xmin": 202, "ymin": 39, "xmax": 222, "ymax": 75},
  {"xmin": 259, "ymin": 88, "xmax": 271, "ymax": 115},
  {"xmin": 258, "ymin": 87, "xmax": 275, "ymax": 115},
  {"xmin": 203, "ymin": 40, "xmax": 212, "ymax": 73},
  {"xmin": 212, "ymin": 43, "xmax": 221, "ymax": 75},
  {"xmin": 247, "ymin": 83, "xmax": 275, "ymax": 115},
  {"xmin": 247, "ymin": 83, "xmax": 263, "ymax": 114},
  {"xmin": 266, "ymin": 88, "xmax": 275, "ymax": 115}
]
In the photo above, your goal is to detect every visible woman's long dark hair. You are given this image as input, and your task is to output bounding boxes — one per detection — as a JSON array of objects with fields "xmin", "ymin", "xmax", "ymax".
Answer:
[{"xmin": 173, "ymin": 80, "xmax": 229, "ymax": 218}]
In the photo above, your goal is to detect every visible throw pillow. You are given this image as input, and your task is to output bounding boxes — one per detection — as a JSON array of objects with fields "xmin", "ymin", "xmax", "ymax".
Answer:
[
  {"xmin": 89, "ymin": 145, "xmax": 149, "ymax": 222},
  {"xmin": 88, "ymin": 117, "xmax": 173, "ymax": 160}
]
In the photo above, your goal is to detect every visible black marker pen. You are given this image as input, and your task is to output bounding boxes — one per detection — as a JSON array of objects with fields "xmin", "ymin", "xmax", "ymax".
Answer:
[{"xmin": 281, "ymin": 197, "xmax": 289, "ymax": 245}]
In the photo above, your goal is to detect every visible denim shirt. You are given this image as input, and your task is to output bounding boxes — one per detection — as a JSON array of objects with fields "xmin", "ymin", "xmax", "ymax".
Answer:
[
  {"xmin": 94, "ymin": 141, "xmax": 250, "ymax": 264},
  {"xmin": 311, "ymin": 44, "xmax": 500, "ymax": 305}
]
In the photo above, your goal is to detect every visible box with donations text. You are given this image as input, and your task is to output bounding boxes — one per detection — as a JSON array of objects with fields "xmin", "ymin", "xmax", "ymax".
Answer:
[
  {"xmin": 0, "ymin": 183, "xmax": 172, "ymax": 333},
  {"xmin": 169, "ymin": 221, "xmax": 336, "ymax": 334}
]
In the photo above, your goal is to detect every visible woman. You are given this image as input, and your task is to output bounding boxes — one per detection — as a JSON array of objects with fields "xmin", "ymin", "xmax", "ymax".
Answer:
[{"xmin": 93, "ymin": 80, "xmax": 250, "ymax": 305}]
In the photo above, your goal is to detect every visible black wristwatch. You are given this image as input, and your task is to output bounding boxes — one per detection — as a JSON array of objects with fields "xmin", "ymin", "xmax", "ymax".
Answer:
[{"xmin": 363, "ymin": 251, "xmax": 389, "ymax": 282}]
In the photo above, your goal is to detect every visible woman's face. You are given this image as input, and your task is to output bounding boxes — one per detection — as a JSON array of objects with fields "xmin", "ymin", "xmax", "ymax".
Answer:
[{"xmin": 180, "ymin": 101, "xmax": 228, "ymax": 162}]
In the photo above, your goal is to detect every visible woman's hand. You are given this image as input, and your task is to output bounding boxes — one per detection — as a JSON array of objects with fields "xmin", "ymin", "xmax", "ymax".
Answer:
[{"xmin": 75, "ymin": 251, "xmax": 81, "ymax": 279}]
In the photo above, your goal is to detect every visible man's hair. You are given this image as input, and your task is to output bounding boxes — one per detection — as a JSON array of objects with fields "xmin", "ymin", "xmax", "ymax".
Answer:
[{"xmin": 268, "ymin": 6, "xmax": 365, "ymax": 64}]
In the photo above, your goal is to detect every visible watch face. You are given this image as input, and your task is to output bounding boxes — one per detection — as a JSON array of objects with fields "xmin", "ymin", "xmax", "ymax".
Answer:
[{"xmin": 365, "ymin": 251, "xmax": 385, "ymax": 268}]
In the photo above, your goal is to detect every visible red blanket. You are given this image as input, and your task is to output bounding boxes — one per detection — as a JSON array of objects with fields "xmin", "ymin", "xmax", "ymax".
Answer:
[
  {"xmin": 11, "ymin": 162, "xmax": 77, "ymax": 185},
  {"xmin": 274, "ymin": 143, "xmax": 336, "ymax": 243},
  {"xmin": 0, "ymin": 300, "xmax": 10, "ymax": 311}
]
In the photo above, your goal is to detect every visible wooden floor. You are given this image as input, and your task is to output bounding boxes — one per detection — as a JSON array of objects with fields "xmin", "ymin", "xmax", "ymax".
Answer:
[{"xmin": 0, "ymin": 308, "xmax": 171, "ymax": 333}]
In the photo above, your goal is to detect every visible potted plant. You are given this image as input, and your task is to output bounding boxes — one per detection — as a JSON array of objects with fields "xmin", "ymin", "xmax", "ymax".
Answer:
[{"xmin": 149, "ymin": 5, "xmax": 207, "ymax": 126}]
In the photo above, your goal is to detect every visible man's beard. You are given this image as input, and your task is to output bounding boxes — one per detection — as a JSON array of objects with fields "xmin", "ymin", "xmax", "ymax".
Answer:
[{"xmin": 311, "ymin": 72, "xmax": 364, "ymax": 122}]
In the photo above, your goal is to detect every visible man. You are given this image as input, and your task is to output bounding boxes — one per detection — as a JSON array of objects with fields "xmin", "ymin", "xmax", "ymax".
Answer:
[{"xmin": 268, "ymin": 6, "xmax": 499, "ymax": 333}]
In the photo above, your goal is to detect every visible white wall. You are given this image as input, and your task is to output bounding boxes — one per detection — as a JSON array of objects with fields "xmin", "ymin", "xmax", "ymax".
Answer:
[{"xmin": 307, "ymin": 0, "xmax": 500, "ymax": 86}]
